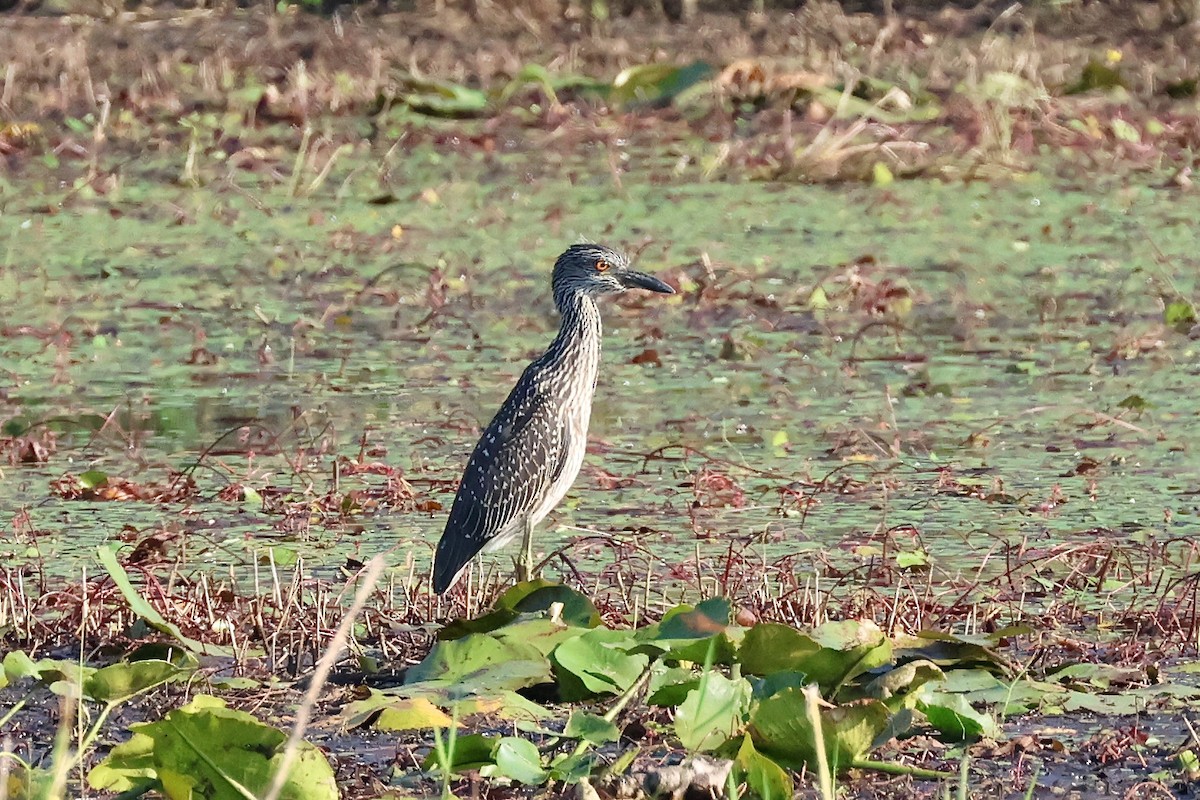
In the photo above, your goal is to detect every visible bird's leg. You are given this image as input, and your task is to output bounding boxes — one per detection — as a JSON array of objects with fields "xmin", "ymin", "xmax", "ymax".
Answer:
[{"xmin": 517, "ymin": 516, "xmax": 535, "ymax": 583}]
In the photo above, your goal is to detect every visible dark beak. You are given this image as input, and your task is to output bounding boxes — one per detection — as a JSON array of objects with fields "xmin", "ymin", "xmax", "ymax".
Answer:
[{"xmin": 619, "ymin": 270, "xmax": 675, "ymax": 294}]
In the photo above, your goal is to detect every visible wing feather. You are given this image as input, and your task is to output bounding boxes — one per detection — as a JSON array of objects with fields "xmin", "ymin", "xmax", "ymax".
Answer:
[{"xmin": 433, "ymin": 375, "xmax": 570, "ymax": 593}]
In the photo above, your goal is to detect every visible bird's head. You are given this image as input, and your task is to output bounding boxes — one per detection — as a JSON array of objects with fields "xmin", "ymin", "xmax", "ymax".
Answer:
[{"xmin": 551, "ymin": 243, "xmax": 675, "ymax": 303}]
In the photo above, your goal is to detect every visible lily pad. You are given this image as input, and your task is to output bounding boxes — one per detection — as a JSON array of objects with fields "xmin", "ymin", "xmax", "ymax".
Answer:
[
  {"xmin": 405, "ymin": 633, "xmax": 551, "ymax": 689},
  {"xmin": 609, "ymin": 61, "xmax": 714, "ymax": 108},
  {"xmin": 738, "ymin": 623, "xmax": 820, "ymax": 676},
  {"xmin": 371, "ymin": 682, "xmax": 551, "ymax": 723},
  {"xmin": 917, "ymin": 689, "xmax": 1000, "ymax": 740},
  {"xmin": 746, "ymin": 619, "xmax": 891, "ymax": 696},
  {"xmin": 489, "ymin": 737, "xmax": 547, "ymax": 785},
  {"xmin": 439, "ymin": 580, "xmax": 601, "ymax": 640},
  {"xmin": 648, "ymin": 664, "xmax": 700, "ymax": 706},
  {"xmin": 732, "ymin": 734, "xmax": 793, "ymax": 800},
  {"xmin": 342, "ymin": 692, "xmax": 455, "ymax": 731},
  {"xmin": 88, "ymin": 695, "xmax": 337, "ymax": 800},
  {"xmin": 750, "ymin": 670, "xmax": 807, "ymax": 701},
  {"xmin": 394, "ymin": 73, "xmax": 489, "ymax": 117},
  {"xmin": 492, "ymin": 618, "xmax": 591, "ymax": 658},
  {"xmin": 749, "ymin": 687, "xmax": 893, "ymax": 773},
  {"xmin": 423, "ymin": 733, "xmax": 498, "ymax": 774},
  {"xmin": 82, "ymin": 659, "xmax": 191, "ymax": 704},
  {"xmin": 0, "ymin": 651, "xmax": 41, "ymax": 688},
  {"xmin": 564, "ymin": 711, "xmax": 620, "ymax": 745},
  {"xmin": 640, "ymin": 598, "xmax": 738, "ymax": 664},
  {"xmin": 675, "ymin": 672, "xmax": 751, "ymax": 752},
  {"xmin": 1166, "ymin": 299, "xmax": 1198, "ymax": 330},
  {"xmin": 861, "ymin": 660, "xmax": 945, "ymax": 709},
  {"xmin": 552, "ymin": 628, "xmax": 649, "ymax": 699}
]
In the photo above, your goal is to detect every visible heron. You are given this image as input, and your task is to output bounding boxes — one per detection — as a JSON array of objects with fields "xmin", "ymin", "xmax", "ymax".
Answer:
[{"xmin": 433, "ymin": 243, "xmax": 674, "ymax": 593}]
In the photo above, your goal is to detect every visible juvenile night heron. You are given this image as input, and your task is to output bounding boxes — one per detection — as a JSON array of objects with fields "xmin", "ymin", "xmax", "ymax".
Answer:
[{"xmin": 433, "ymin": 244, "xmax": 674, "ymax": 594}]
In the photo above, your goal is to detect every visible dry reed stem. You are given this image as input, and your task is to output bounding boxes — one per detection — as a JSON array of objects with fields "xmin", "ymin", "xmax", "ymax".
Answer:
[{"xmin": 262, "ymin": 554, "xmax": 386, "ymax": 800}]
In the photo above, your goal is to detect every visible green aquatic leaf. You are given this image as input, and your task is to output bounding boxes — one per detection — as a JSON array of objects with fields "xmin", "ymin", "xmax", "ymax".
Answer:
[
  {"xmin": 503, "ymin": 582, "xmax": 602, "ymax": 626},
  {"xmin": 548, "ymin": 751, "xmax": 594, "ymax": 783},
  {"xmin": 1165, "ymin": 300, "xmax": 1197, "ymax": 330},
  {"xmin": 0, "ymin": 651, "xmax": 41, "ymax": 688},
  {"xmin": 640, "ymin": 597, "xmax": 737, "ymax": 663},
  {"xmin": 342, "ymin": 692, "xmax": 455, "ymax": 731},
  {"xmin": 374, "ymin": 680, "xmax": 551, "ymax": 723},
  {"xmin": 552, "ymin": 628, "xmax": 648, "ymax": 698},
  {"xmin": 609, "ymin": 61, "xmax": 714, "ymax": 108},
  {"xmin": 738, "ymin": 623, "xmax": 820, "ymax": 676},
  {"xmin": 658, "ymin": 597, "xmax": 732, "ymax": 639},
  {"xmin": 88, "ymin": 695, "xmax": 337, "ymax": 800},
  {"xmin": 675, "ymin": 672, "xmax": 751, "ymax": 752},
  {"xmin": 492, "ymin": 618, "xmax": 591, "ymax": 658},
  {"xmin": 1061, "ymin": 690, "xmax": 1142, "ymax": 715},
  {"xmin": 749, "ymin": 687, "xmax": 893, "ymax": 773},
  {"xmin": 4, "ymin": 763, "xmax": 56, "ymax": 800},
  {"xmin": 732, "ymin": 734, "xmax": 793, "ymax": 800},
  {"xmin": 28, "ymin": 659, "xmax": 94, "ymax": 696},
  {"xmin": 406, "ymin": 633, "xmax": 551, "ymax": 689},
  {"xmin": 423, "ymin": 733, "xmax": 497, "ymax": 774},
  {"xmin": 895, "ymin": 629, "xmax": 1017, "ymax": 675},
  {"xmin": 1064, "ymin": 61, "xmax": 1126, "ymax": 94},
  {"xmin": 490, "ymin": 737, "xmax": 547, "ymax": 785},
  {"xmin": 1177, "ymin": 748, "xmax": 1200, "ymax": 778},
  {"xmin": 872, "ymin": 162, "xmax": 895, "ymax": 186},
  {"xmin": 394, "ymin": 73, "xmax": 489, "ymax": 117},
  {"xmin": 1117, "ymin": 394, "xmax": 1150, "ymax": 411},
  {"xmin": 750, "ymin": 670, "xmax": 807, "ymax": 701},
  {"xmin": 78, "ymin": 469, "xmax": 109, "ymax": 489},
  {"xmin": 439, "ymin": 580, "xmax": 600, "ymax": 639},
  {"xmin": 938, "ymin": 671, "xmax": 1064, "ymax": 715},
  {"xmin": 648, "ymin": 664, "xmax": 700, "ymax": 706},
  {"xmin": 1110, "ymin": 118, "xmax": 1140, "ymax": 143},
  {"xmin": 97, "ymin": 546, "xmax": 232, "ymax": 657},
  {"xmin": 1047, "ymin": 662, "xmax": 1145, "ymax": 689},
  {"xmin": 917, "ymin": 689, "xmax": 1000, "ymax": 740},
  {"xmin": 564, "ymin": 711, "xmax": 620, "ymax": 745},
  {"xmin": 741, "ymin": 619, "xmax": 890, "ymax": 696},
  {"xmin": 861, "ymin": 660, "xmax": 945, "ymax": 710},
  {"xmin": 82, "ymin": 659, "xmax": 191, "ymax": 704},
  {"xmin": 894, "ymin": 550, "xmax": 929, "ymax": 569}
]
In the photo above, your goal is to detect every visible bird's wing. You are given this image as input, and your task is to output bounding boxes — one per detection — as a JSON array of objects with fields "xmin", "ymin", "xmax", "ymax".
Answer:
[{"xmin": 433, "ymin": 378, "xmax": 570, "ymax": 593}]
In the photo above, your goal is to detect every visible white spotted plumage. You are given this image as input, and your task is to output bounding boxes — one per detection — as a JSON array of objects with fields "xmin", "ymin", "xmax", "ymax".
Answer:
[{"xmin": 432, "ymin": 244, "xmax": 673, "ymax": 594}]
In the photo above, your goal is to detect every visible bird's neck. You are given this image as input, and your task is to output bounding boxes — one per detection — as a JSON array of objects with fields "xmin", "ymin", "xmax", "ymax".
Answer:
[{"xmin": 544, "ymin": 292, "xmax": 602, "ymax": 378}]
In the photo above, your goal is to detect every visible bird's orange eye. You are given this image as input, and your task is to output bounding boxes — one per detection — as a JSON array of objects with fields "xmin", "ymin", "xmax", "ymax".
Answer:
[{"xmin": 595, "ymin": 259, "xmax": 610, "ymax": 272}]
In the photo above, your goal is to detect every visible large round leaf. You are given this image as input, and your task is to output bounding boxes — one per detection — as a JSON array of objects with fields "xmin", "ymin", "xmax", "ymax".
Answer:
[
  {"xmin": 675, "ymin": 673, "xmax": 751, "ymax": 752},
  {"xmin": 422, "ymin": 733, "xmax": 498, "ymax": 774},
  {"xmin": 88, "ymin": 695, "xmax": 337, "ymax": 800},
  {"xmin": 732, "ymin": 734, "xmax": 793, "ymax": 800},
  {"xmin": 342, "ymin": 692, "xmax": 455, "ymax": 731},
  {"xmin": 749, "ymin": 687, "xmax": 892, "ymax": 773},
  {"xmin": 637, "ymin": 598, "xmax": 739, "ymax": 664},
  {"xmin": 83, "ymin": 660, "xmax": 191, "ymax": 704},
  {"xmin": 492, "ymin": 618, "xmax": 589, "ymax": 658},
  {"xmin": 563, "ymin": 711, "xmax": 620, "ymax": 745},
  {"xmin": 738, "ymin": 624, "xmax": 820, "ymax": 676},
  {"xmin": 740, "ymin": 620, "xmax": 892, "ymax": 696},
  {"xmin": 438, "ymin": 581, "xmax": 601, "ymax": 640},
  {"xmin": 490, "ymin": 737, "xmax": 547, "ymax": 785},
  {"xmin": 860, "ymin": 659, "xmax": 944, "ymax": 711},
  {"xmin": 917, "ymin": 689, "xmax": 1000, "ymax": 741},
  {"xmin": 552, "ymin": 628, "xmax": 648, "ymax": 699},
  {"xmin": 405, "ymin": 633, "xmax": 551, "ymax": 689},
  {"xmin": 648, "ymin": 665, "xmax": 700, "ymax": 707}
]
